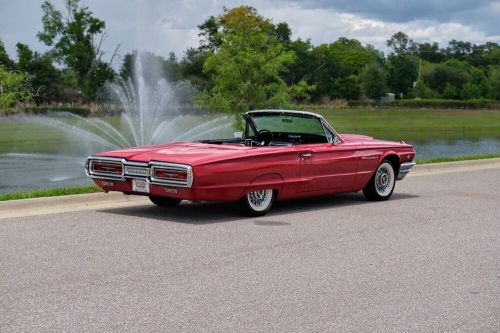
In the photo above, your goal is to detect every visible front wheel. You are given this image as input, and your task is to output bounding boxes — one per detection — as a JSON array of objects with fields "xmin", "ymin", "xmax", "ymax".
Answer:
[
  {"xmin": 239, "ymin": 189, "xmax": 275, "ymax": 216},
  {"xmin": 363, "ymin": 161, "xmax": 396, "ymax": 201},
  {"xmin": 149, "ymin": 195, "xmax": 182, "ymax": 207}
]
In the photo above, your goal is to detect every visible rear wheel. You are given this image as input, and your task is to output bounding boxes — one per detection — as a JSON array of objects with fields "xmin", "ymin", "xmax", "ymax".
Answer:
[
  {"xmin": 149, "ymin": 195, "xmax": 182, "ymax": 207},
  {"xmin": 239, "ymin": 189, "xmax": 275, "ymax": 216},
  {"xmin": 363, "ymin": 161, "xmax": 396, "ymax": 201}
]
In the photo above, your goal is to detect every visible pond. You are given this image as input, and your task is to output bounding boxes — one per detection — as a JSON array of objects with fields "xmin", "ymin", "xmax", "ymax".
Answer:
[{"xmin": 0, "ymin": 115, "xmax": 499, "ymax": 194}]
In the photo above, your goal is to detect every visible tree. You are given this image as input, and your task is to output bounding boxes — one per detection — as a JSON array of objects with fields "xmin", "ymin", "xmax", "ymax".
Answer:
[
  {"xmin": 283, "ymin": 38, "xmax": 315, "ymax": 85},
  {"xmin": 361, "ymin": 62, "xmax": 387, "ymax": 101},
  {"xmin": 442, "ymin": 83, "xmax": 458, "ymax": 99},
  {"xmin": 197, "ymin": 6, "xmax": 295, "ymax": 127},
  {"xmin": 386, "ymin": 32, "xmax": 417, "ymax": 55},
  {"xmin": 119, "ymin": 51, "xmax": 168, "ymax": 85},
  {"xmin": 119, "ymin": 52, "xmax": 133, "ymax": 80},
  {"xmin": 274, "ymin": 22, "xmax": 292, "ymax": 44},
  {"xmin": 446, "ymin": 40, "xmax": 472, "ymax": 60},
  {"xmin": 16, "ymin": 43, "xmax": 63, "ymax": 103},
  {"xmin": 181, "ymin": 47, "xmax": 211, "ymax": 90},
  {"xmin": 331, "ymin": 75, "xmax": 361, "ymax": 100},
  {"xmin": 413, "ymin": 80, "xmax": 440, "ymax": 99},
  {"xmin": 483, "ymin": 44, "xmax": 500, "ymax": 67},
  {"xmin": 330, "ymin": 38, "xmax": 374, "ymax": 76},
  {"xmin": 305, "ymin": 38, "xmax": 375, "ymax": 101},
  {"xmin": 0, "ymin": 38, "xmax": 16, "ymax": 70},
  {"xmin": 423, "ymin": 62, "xmax": 470, "ymax": 94},
  {"xmin": 164, "ymin": 52, "xmax": 183, "ymax": 82},
  {"xmin": 386, "ymin": 54, "xmax": 418, "ymax": 97},
  {"xmin": 309, "ymin": 43, "xmax": 341, "ymax": 100},
  {"xmin": 460, "ymin": 82, "xmax": 481, "ymax": 99},
  {"xmin": 120, "ymin": 50, "xmax": 184, "ymax": 83},
  {"xmin": 288, "ymin": 80, "xmax": 316, "ymax": 103},
  {"xmin": 485, "ymin": 67, "xmax": 500, "ymax": 100},
  {"xmin": 0, "ymin": 65, "xmax": 31, "ymax": 111},
  {"xmin": 37, "ymin": 0, "xmax": 116, "ymax": 100},
  {"xmin": 198, "ymin": 16, "xmax": 221, "ymax": 52},
  {"xmin": 417, "ymin": 42, "xmax": 444, "ymax": 63}
]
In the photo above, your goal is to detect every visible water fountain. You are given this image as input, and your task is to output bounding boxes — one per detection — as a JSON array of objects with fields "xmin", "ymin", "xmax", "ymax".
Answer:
[{"xmin": 0, "ymin": 52, "xmax": 233, "ymax": 193}]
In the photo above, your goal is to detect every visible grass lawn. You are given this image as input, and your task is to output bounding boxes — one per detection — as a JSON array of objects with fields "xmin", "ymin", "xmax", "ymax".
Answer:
[
  {"xmin": 0, "ymin": 185, "xmax": 100, "ymax": 201},
  {"xmin": 1, "ymin": 107, "xmax": 499, "ymax": 154},
  {"xmin": 296, "ymin": 106, "xmax": 500, "ymax": 142}
]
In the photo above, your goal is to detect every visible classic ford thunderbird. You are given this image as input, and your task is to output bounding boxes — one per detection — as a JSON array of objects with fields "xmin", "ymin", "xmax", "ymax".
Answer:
[{"xmin": 86, "ymin": 110, "xmax": 415, "ymax": 216}]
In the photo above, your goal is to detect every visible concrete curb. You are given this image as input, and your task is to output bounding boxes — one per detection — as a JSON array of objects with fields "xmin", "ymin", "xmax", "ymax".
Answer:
[
  {"xmin": 411, "ymin": 157, "xmax": 500, "ymax": 176},
  {"xmin": 1, "ymin": 158, "xmax": 499, "ymax": 220},
  {"xmin": 0, "ymin": 192, "xmax": 149, "ymax": 220}
]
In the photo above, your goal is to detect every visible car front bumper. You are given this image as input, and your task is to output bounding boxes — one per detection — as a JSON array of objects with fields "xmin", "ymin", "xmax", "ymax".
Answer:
[{"xmin": 397, "ymin": 162, "xmax": 416, "ymax": 180}]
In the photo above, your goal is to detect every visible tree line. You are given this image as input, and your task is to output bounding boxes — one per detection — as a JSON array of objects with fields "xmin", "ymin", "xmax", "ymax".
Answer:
[{"xmin": 1, "ymin": 1, "xmax": 499, "ymax": 113}]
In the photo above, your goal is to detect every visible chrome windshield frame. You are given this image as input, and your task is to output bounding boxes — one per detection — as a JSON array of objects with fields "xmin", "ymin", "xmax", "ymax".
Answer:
[{"xmin": 244, "ymin": 110, "xmax": 343, "ymax": 144}]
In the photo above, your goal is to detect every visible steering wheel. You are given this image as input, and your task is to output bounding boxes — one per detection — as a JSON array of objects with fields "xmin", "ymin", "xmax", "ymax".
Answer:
[{"xmin": 255, "ymin": 129, "xmax": 273, "ymax": 146}]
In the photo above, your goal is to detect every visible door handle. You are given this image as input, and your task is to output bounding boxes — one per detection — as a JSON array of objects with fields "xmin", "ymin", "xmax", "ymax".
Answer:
[{"xmin": 300, "ymin": 152, "xmax": 312, "ymax": 160}]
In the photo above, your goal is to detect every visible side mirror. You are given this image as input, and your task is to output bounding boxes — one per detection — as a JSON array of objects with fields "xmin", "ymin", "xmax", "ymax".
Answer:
[{"xmin": 233, "ymin": 131, "xmax": 243, "ymax": 138}]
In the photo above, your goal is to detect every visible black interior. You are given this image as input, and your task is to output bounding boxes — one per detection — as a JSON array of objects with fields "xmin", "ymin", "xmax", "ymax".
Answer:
[
  {"xmin": 199, "ymin": 131, "xmax": 327, "ymax": 147},
  {"xmin": 198, "ymin": 112, "xmax": 331, "ymax": 147}
]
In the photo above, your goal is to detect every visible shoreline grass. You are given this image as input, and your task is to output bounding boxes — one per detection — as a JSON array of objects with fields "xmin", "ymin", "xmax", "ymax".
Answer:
[
  {"xmin": 1, "ymin": 153, "xmax": 499, "ymax": 202},
  {"xmin": 0, "ymin": 185, "xmax": 101, "ymax": 202},
  {"xmin": 415, "ymin": 153, "xmax": 500, "ymax": 164}
]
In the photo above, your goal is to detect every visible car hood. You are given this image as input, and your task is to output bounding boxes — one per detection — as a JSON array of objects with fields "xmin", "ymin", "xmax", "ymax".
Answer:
[{"xmin": 95, "ymin": 141, "xmax": 255, "ymax": 165}]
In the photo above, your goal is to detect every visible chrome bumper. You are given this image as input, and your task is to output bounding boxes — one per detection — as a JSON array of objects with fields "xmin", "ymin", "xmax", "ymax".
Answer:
[
  {"xmin": 397, "ymin": 162, "xmax": 416, "ymax": 180},
  {"xmin": 85, "ymin": 156, "xmax": 194, "ymax": 188}
]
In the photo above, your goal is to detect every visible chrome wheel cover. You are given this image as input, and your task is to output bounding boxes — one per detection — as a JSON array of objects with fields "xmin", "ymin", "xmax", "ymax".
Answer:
[
  {"xmin": 375, "ymin": 163, "xmax": 395, "ymax": 197},
  {"xmin": 247, "ymin": 189, "xmax": 273, "ymax": 212}
]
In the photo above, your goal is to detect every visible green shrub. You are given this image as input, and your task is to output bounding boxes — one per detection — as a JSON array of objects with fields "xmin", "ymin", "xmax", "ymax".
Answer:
[
  {"xmin": 460, "ymin": 83, "xmax": 482, "ymax": 99},
  {"xmin": 347, "ymin": 100, "xmax": 373, "ymax": 108},
  {"xmin": 442, "ymin": 83, "xmax": 459, "ymax": 99}
]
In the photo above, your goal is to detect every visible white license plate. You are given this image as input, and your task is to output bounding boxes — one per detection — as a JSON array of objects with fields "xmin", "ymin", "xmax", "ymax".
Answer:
[{"xmin": 132, "ymin": 179, "xmax": 150, "ymax": 193}]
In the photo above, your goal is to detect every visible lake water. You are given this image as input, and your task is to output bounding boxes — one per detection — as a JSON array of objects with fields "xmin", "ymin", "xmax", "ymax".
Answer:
[
  {"xmin": 411, "ymin": 138, "xmax": 500, "ymax": 159},
  {"xmin": 1, "ymin": 138, "xmax": 499, "ymax": 194}
]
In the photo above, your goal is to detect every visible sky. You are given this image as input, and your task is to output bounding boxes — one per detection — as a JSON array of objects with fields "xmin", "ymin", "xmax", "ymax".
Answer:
[{"xmin": 1, "ymin": 0, "xmax": 499, "ymax": 67}]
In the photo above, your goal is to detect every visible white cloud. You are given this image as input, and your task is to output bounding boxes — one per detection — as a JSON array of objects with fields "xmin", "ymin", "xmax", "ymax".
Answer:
[
  {"xmin": 263, "ymin": 3, "xmax": 500, "ymax": 50},
  {"xmin": 0, "ymin": 0, "xmax": 499, "ymax": 67}
]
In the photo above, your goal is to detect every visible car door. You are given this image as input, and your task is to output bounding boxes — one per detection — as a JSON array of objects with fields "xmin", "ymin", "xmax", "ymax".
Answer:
[{"xmin": 298, "ymin": 142, "xmax": 357, "ymax": 193}]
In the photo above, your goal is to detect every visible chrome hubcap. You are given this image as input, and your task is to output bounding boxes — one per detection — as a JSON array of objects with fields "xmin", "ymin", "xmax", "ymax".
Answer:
[
  {"xmin": 375, "ymin": 164, "xmax": 393, "ymax": 196},
  {"xmin": 247, "ymin": 189, "xmax": 273, "ymax": 212},
  {"xmin": 248, "ymin": 190, "xmax": 268, "ymax": 207}
]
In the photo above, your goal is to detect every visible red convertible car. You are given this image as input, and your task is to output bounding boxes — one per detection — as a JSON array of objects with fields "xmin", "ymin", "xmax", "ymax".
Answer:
[{"xmin": 86, "ymin": 110, "xmax": 415, "ymax": 216}]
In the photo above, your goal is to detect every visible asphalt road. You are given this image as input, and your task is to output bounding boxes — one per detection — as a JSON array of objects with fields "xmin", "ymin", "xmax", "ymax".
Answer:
[{"xmin": 1, "ymin": 168, "xmax": 499, "ymax": 332}]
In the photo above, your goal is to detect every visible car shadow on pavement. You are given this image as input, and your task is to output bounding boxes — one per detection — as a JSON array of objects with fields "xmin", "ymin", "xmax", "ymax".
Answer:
[{"xmin": 98, "ymin": 192, "xmax": 419, "ymax": 225}]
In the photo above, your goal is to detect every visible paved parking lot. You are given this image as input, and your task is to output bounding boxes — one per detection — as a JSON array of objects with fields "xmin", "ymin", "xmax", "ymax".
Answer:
[{"xmin": 1, "ymin": 167, "xmax": 499, "ymax": 332}]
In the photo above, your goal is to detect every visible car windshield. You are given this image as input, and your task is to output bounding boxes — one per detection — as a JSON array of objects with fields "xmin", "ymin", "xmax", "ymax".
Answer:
[{"xmin": 251, "ymin": 114, "xmax": 325, "ymax": 136}]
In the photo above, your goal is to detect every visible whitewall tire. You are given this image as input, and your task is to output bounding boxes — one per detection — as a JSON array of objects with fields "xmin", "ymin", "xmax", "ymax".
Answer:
[
  {"xmin": 363, "ymin": 161, "xmax": 396, "ymax": 201},
  {"xmin": 240, "ymin": 189, "xmax": 275, "ymax": 216}
]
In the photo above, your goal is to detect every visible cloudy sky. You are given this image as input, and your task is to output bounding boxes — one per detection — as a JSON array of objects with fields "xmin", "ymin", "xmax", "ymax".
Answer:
[{"xmin": 1, "ymin": 0, "xmax": 499, "ymax": 66}]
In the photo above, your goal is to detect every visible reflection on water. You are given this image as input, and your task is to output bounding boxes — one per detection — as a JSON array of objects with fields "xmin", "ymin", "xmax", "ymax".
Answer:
[{"xmin": 0, "ymin": 138, "xmax": 499, "ymax": 194}]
